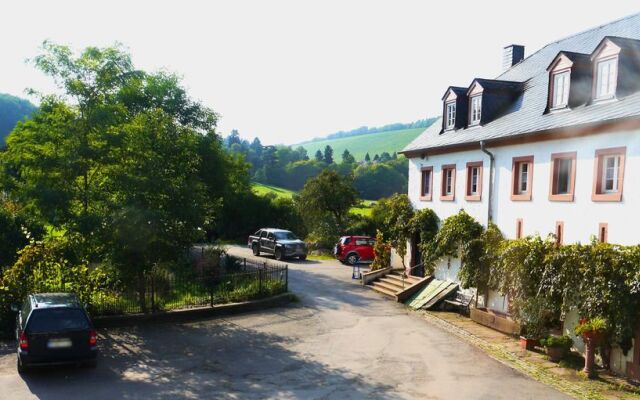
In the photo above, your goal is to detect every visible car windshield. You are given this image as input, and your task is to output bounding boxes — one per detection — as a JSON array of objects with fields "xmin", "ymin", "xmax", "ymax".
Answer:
[
  {"xmin": 274, "ymin": 231, "xmax": 298, "ymax": 240},
  {"xmin": 27, "ymin": 308, "xmax": 90, "ymax": 333}
]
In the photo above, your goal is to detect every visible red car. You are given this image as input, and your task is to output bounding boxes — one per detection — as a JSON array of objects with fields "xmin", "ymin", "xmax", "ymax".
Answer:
[{"xmin": 334, "ymin": 236, "xmax": 375, "ymax": 265}]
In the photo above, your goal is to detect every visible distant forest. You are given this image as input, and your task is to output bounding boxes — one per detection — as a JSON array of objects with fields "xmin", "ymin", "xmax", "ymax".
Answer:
[
  {"xmin": 0, "ymin": 93, "xmax": 37, "ymax": 144},
  {"xmin": 303, "ymin": 117, "xmax": 437, "ymax": 143},
  {"xmin": 224, "ymin": 130, "xmax": 408, "ymax": 200}
]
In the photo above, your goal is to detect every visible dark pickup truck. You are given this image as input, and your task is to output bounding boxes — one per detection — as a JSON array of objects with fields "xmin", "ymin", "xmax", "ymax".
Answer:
[{"xmin": 248, "ymin": 228, "xmax": 308, "ymax": 261}]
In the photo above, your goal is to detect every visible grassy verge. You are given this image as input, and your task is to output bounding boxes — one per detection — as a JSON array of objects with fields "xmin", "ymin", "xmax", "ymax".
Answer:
[{"xmin": 307, "ymin": 254, "xmax": 335, "ymax": 261}]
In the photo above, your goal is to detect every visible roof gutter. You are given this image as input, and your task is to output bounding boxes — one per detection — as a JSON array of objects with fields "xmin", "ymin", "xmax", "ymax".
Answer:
[{"xmin": 480, "ymin": 141, "xmax": 494, "ymax": 224}]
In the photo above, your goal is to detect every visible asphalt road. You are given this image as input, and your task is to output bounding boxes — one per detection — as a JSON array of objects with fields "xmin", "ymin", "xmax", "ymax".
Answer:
[{"xmin": 0, "ymin": 245, "xmax": 571, "ymax": 399}]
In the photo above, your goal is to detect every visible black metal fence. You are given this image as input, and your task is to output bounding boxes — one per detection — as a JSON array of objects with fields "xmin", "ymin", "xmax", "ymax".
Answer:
[{"xmin": 89, "ymin": 256, "xmax": 288, "ymax": 316}]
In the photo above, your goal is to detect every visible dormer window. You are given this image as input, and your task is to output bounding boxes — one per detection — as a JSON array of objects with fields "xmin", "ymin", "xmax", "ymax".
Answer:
[
  {"xmin": 551, "ymin": 71, "xmax": 570, "ymax": 108},
  {"xmin": 469, "ymin": 95, "xmax": 482, "ymax": 125},
  {"xmin": 595, "ymin": 58, "xmax": 617, "ymax": 100},
  {"xmin": 445, "ymin": 102, "xmax": 456, "ymax": 130}
]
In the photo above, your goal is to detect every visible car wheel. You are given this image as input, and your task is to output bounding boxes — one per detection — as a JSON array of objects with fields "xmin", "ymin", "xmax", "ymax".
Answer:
[
  {"xmin": 275, "ymin": 248, "xmax": 284, "ymax": 261},
  {"xmin": 17, "ymin": 356, "xmax": 27, "ymax": 374},
  {"xmin": 299, "ymin": 255, "xmax": 307, "ymax": 261},
  {"xmin": 347, "ymin": 253, "xmax": 359, "ymax": 265},
  {"xmin": 252, "ymin": 243, "xmax": 260, "ymax": 256}
]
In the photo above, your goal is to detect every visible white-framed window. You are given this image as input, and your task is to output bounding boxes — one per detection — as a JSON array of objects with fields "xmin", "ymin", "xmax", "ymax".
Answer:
[
  {"xmin": 595, "ymin": 58, "xmax": 617, "ymax": 100},
  {"xmin": 446, "ymin": 102, "xmax": 456, "ymax": 129},
  {"xmin": 470, "ymin": 167, "xmax": 479, "ymax": 194},
  {"xmin": 552, "ymin": 71, "xmax": 570, "ymax": 108},
  {"xmin": 470, "ymin": 95, "xmax": 482, "ymax": 125},
  {"xmin": 445, "ymin": 169, "xmax": 453, "ymax": 194},
  {"xmin": 518, "ymin": 162, "xmax": 529, "ymax": 194},
  {"xmin": 602, "ymin": 154, "xmax": 620, "ymax": 193}
]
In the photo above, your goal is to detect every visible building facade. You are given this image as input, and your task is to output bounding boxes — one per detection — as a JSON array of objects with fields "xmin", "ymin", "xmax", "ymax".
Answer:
[{"xmin": 401, "ymin": 14, "xmax": 640, "ymax": 378}]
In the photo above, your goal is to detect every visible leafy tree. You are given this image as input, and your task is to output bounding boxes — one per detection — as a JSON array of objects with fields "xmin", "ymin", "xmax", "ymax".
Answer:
[
  {"xmin": 323, "ymin": 145, "xmax": 334, "ymax": 164},
  {"xmin": 379, "ymin": 152, "xmax": 392, "ymax": 162},
  {"xmin": 353, "ymin": 163, "xmax": 406, "ymax": 199},
  {"xmin": 296, "ymin": 169, "xmax": 358, "ymax": 235},
  {"xmin": 1, "ymin": 42, "xmax": 228, "ymax": 290},
  {"xmin": 314, "ymin": 149, "xmax": 323, "ymax": 162},
  {"xmin": 0, "ymin": 203, "xmax": 39, "ymax": 270},
  {"xmin": 341, "ymin": 149, "xmax": 355, "ymax": 164},
  {"xmin": 284, "ymin": 160, "xmax": 325, "ymax": 189},
  {"xmin": 226, "ymin": 129, "xmax": 242, "ymax": 147},
  {"xmin": 380, "ymin": 194, "xmax": 415, "ymax": 269},
  {"xmin": 295, "ymin": 146, "xmax": 309, "ymax": 161}
]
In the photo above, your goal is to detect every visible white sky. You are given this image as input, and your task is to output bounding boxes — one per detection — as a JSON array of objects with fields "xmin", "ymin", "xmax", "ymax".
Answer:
[{"xmin": 1, "ymin": 1, "xmax": 639, "ymax": 145}]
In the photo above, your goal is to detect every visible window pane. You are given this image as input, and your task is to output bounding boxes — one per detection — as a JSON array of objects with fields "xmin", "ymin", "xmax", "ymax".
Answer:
[
  {"xmin": 519, "ymin": 163, "xmax": 529, "ymax": 193},
  {"xmin": 596, "ymin": 59, "xmax": 616, "ymax": 98},
  {"xmin": 422, "ymin": 170, "xmax": 431, "ymax": 195},
  {"xmin": 555, "ymin": 158, "xmax": 571, "ymax": 194},
  {"xmin": 602, "ymin": 155, "xmax": 619, "ymax": 192}
]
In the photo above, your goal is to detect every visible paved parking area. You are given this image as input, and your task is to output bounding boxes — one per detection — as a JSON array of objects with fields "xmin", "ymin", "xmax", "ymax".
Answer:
[{"xmin": 0, "ymin": 246, "xmax": 571, "ymax": 399}]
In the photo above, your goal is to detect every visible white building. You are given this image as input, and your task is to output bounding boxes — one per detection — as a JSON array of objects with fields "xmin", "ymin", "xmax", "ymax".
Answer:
[{"xmin": 400, "ymin": 14, "xmax": 640, "ymax": 378}]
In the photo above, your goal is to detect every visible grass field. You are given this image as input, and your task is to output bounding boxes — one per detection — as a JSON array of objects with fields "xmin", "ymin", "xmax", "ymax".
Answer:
[
  {"xmin": 252, "ymin": 183, "xmax": 375, "ymax": 217},
  {"xmin": 297, "ymin": 127, "xmax": 425, "ymax": 161},
  {"xmin": 252, "ymin": 183, "xmax": 295, "ymax": 199}
]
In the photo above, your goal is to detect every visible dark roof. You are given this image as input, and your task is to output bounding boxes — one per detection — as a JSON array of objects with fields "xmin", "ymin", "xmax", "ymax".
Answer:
[
  {"xmin": 468, "ymin": 78, "xmax": 524, "ymax": 94},
  {"xmin": 403, "ymin": 13, "xmax": 640, "ymax": 155},
  {"xmin": 547, "ymin": 51, "xmax": 591, "ymax": 70},
  {"xmin": 31, "ymin": 293, "xmax": 81, "ymax": 308},
  {"xmin": 442, "ymin": 86, "xmax": 467, "ymax": 100},
  {"xmin": 605, "ymin": 36, "xmax": 640, "ymax": 54}
]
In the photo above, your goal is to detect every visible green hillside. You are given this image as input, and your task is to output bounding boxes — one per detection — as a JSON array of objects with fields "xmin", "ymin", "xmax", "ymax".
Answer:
[
  {"xmin": 0, "ymin": 93, "xmax": 37, "ymax": 143},
  {"xmin": 252, "ymin": 182, "xmax": 375, "ymax": 217},
  {"xmin": 298, "ymin": 127, "xmax": 425, "ymax": 161}
]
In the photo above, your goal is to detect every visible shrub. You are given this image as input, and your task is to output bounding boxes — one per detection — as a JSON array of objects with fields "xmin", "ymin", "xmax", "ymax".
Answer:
[
  {"xmin": 370, "ymin": 230, "xmax": 391, "ymax": 271},
  {"xmin": 541, "ymin": 335, "xmax": 573, "ymax": 349}
]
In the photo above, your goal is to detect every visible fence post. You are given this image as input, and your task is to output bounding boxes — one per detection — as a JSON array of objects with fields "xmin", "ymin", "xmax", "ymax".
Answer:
[
  {"xmin": 285, "ymin": 265, "xmax": 288, "ymax": 292},
  {"xmin": 151, "ymin": 273, "xmax": 156, "ymax": 313},
  {"xmin": 209, "ymin": 277, "xmax": 214, "ymax": 308}
]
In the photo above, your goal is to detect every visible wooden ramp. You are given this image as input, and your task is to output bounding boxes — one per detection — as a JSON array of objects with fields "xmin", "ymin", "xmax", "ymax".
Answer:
[{"xmin": 406, "ymin": 279, "xmax": 458, "ymax": 310}]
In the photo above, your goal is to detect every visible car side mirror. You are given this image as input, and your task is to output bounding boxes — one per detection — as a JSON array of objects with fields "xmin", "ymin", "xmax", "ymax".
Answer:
[{"xmin": 10, "ymin": 303, "xmax": 20, "ymax": 313}]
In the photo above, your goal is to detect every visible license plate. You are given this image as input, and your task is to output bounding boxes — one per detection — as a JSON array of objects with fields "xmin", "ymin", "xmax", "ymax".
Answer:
[{"xmin": 47, "ymin": 338, "xmax": 72, "ymax": 349}]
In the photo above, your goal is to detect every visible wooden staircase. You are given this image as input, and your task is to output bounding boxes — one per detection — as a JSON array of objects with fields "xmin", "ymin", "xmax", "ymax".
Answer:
[{"xmin": 366, "ymin": 270, "xmax": 429, "ymax": 302}]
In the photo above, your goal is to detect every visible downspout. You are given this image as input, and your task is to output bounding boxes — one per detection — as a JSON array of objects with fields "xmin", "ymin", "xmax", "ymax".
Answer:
[
  {"xmin": 479, "ymin": 140, "xmax": 494, "ymax": 309},
  {"xmin": 480, "ymin": 141, "xmax": 494, "ymax": 223}
]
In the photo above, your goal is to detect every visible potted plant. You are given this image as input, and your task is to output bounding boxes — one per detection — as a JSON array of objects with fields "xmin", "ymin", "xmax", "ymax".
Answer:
[
  {"xmin": 519, "ymin": 318, "xmax": 546, "ymax": 351},
  {"xmin": 540, "ymin": 335, "xmax": 573, "ymax": 362},
  {"xmin": 519, "ymin": 336, "xmax": 540, "ymax": 351},
  {"xmin": 574, "ymin": 317, "xmax": 607, "ymax": 378}
]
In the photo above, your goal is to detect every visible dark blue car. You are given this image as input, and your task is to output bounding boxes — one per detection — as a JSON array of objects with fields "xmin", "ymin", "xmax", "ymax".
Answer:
[{"xmin": 13, "ymin": 293, "xmax": 98, "ymax": 372}]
